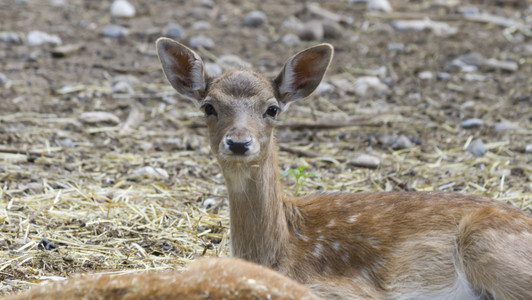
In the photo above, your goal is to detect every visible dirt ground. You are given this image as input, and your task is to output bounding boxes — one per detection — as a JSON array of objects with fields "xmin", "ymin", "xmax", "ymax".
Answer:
[{"xmin": 0, "ymin": 0, "xmax": 531, "ymax": 296}]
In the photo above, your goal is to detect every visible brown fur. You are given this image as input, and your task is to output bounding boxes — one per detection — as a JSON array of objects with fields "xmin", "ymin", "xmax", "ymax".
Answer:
[
  {"xmin": 5, "ymin": 258, "xmax": 321, "ymax": 300},
  {"xmin": 154, "ymin": 38, "xmax": 532, "ymax": 299}
]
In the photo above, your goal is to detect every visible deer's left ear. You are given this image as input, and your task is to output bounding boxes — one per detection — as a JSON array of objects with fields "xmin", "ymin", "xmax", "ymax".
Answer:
[{"xmin": 273, "ymin": 44, "xmax": 333, "ymax": 107}]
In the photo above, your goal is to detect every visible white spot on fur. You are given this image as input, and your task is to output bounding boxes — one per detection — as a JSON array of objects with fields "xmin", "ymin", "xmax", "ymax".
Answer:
[
  {"xmin": 332, "ymin": 241, "xmax": 340, "ymax": 251},
  {"xmin": 295, "ymin": 230, "xmax": 309, "ymax": 242},
  {"xmin": 327, "ymin": 219, "xmax": 335, "ymax": 227},
  {"xmin": 313, "ymin": 243, "xmax": 323, "ymax": 258},
  {"xmin": 317, "ymin": 235, "xmax": 325, "ymax": 241},
  {"xmin": 341, "ymin": 252, "xmax": 350, "ymax": 262},
  {"xmin": 348, "ymin": 214, "xmax": 360, "ymax": 223}
]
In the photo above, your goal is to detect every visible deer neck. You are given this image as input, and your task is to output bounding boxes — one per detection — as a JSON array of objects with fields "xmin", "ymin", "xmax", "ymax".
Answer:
[{"xmin": 220, "ymin": 144, "xmax": 289, "ymax": 268}]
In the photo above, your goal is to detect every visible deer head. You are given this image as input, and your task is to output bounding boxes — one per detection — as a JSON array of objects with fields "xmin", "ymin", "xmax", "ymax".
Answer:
[{"xmin": 156, "ymin": 38, "xmax": 333, "ymax": 167}]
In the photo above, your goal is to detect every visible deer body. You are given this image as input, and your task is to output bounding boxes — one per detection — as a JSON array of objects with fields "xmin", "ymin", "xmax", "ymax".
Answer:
[{"xmin": 156, "ymin": 39, "xmax": 532, "ymax": 300}]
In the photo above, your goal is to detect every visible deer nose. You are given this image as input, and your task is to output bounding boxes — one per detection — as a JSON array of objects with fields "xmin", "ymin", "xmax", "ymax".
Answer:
[{"xmin": 226, "ymin": 137, "xmax": 251, "ymax": 155}]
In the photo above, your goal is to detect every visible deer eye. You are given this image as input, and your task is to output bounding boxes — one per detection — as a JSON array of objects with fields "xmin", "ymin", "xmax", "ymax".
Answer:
[
  {"xmin": 201, "ymin": 103, "xmax": 217, "ymax": 117},
  {"xmin": 265, "ymin": 105, "xmax": 280, "ymax": 119}
]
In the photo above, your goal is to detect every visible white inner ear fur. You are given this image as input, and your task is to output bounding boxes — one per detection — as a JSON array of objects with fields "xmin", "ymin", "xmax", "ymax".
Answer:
[
  {"xmin": 189, "ymin": 52, "xmax": 206, "ymax": 92},
  {"xmin": 278, "ymin": 56, "xmax": 296, "ymax": 101}
]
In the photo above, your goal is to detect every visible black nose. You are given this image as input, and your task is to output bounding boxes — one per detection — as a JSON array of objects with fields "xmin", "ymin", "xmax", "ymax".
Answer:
[{"xmin": 226, "ymin": 138, "xmax": 251, "ymax": 155}]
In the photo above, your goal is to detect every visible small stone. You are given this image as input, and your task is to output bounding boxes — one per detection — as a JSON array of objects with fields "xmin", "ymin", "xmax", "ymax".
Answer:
[
  {"xmin": 438, "ymin": 72, "xmax": 451, "ymax": 80},
  {"xmin": 348, "ymin": 154, "xmax": 380, "ymax": 169},
  {"xmin": 367, "ymin": 0, "xmax": 392, "ymax": 12},
  {"xmin": 244, "ymin": 10, "xmax": 267, "ymax": 27},
  {"xmin": 218, "ymin": 54, "xmax": 251, "ymax": 70},
  {"xmin": 391, "ymin": 19, "xmax": 457, "ymax": 36},
  {"xmin": 387, "ymin": 43, "xmax": 404, "ymax": 52},
  {"xmin": 464, "ymin": 73, "xmax": 486, "ymax": 81},
  {"xmin": 418, "ymin": 71, "xmax": 433, "ymax": 80},
  {"xmin": 79, "ymin": 111, "xmax": 120, "ymax": 125},
  {"xmin": 392, "ymin": 135, "xmax": 412, "ymax": 150},
  {"xmin": 20, "ymin": 182, "xmax": 44, "ymax": 194},
  {"xmin": 380, "ymin": 134, "xmax": 413, "ymax": 150},
  {"xmin": 204, "ymin": 62, "xmax": 223, "ymax": 76},
  {"xmin": 200, "ymin": 0, "xmax": 215, "ymax": 8},
  {"xmin": 164, "ymin": 22, "xmax": 186, "ymax": 40},
  {"xmin": 494, "ymin": 121, "xmax": 521, "ymax": 132},
  {"xmin": 159, "ymin": 138, "xmax": 184, "ymax": 151},
  {"xmin": 133, "ymin": 166, "xmax": 169, "ymax": 179},
  {"xmin": 189, "ymin": 35, "xmax": 214, "ymax": 49},
  {"xmin": 101, "ymin": 24, "xmax": 129, "ymax": 37},
  {"xmin": 202, "ymin": 198, "xmax": 217, "ymax": 209},
  {"xmin": 461, "ymin": 118, "xmax": 484, "ymax": 128},
  {"xmin": 0, "ymin": 31, "xmax": 22, "ymax": 44},
  {"xmin": 281, "ymin": 33, "xmax": 301, "ymax": 46},
  {"xmin": 0, "ymin": 73, "xmax": 7, "ymax": 86},
  {"xmin": 26, "ymin": 30, "xmax": 62, "ymax": 46},
  {"xmin": 458, "ymin": 53, "xmax": 485, "ymax": 66},
  {"xmin": 315, "ymin": 81, "xmax": 334, "ymax": 94},
  {"xmin": 110, "ymin": 0, "xmax": 136, "ymax": 18},
  {"xmin": 467, "ymin": 139, "xmax": 485, "ymax": 156},
  {"xmin": 51, "ymin": 43, "xmax": 83, "ymax": 58},
  {"xmin": 298, "ymin": 20, "xmax": 324, "ymax": 41},
  {"xmin": 484, "ymin": 58, "xmax": 518, "ymax": 72},
  {"xmin": 322, "ymin": 19, "xmax": 343, "ymax": 38},
  {"xmin": 354, "ymin": 76, "xmax": 390, "ymax": 97},
  {"xmin": 112, "ymin": 80, "xmax": 133, "ymax": 94},
  {"xmin": 191, "ymin": 21, "xmax": 211, "ymax": 30},
  {"xmin": 525, "ymin": 145, "xmax": 532, "ymax": 153},
  {"xmin": 282, "ymin": 15, "xmax": 304, "ymax": 31}
]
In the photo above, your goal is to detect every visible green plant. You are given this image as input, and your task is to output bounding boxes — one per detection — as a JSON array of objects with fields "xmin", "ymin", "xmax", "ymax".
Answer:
[{"xmin": 281, "ymin": 165, "xmax": 316, "ymax": 196}]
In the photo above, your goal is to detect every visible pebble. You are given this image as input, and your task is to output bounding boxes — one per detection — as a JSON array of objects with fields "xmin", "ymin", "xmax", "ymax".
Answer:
[
  {"xmin": 20, "ymin": 182, "xmax": 44, "ymax": 194},
  {"xmin": 110, "ymin": 0, "xmax": 136, "ymax": 18},
  {"xmin": 461, "ymin": 118, "xmax": 484, "ymax": 128},
  {"xmin": 191, "ymin": 21, "xmax": 211, "ymax": 30},
  {"xmin": 26, "ymin": 30, "xmax": 62, "ymax": 46},
  {"xmin": 464, "ymin": 73, "xmax": 486, "ymax": 81},
  {"xmin": 204, "ymin": 62, "xmax": 223, "ymax": 76},
  {"xmin": 348, "ymin": 154, "xmax": 380, "ymax": 169},
  {"xmin": 158, "ymin": 138, "xmax": 184, "ymax": 151},
  {"xmin": 494, "ymin": 121, "xmax": 521, "ymax": 132},
  {"xmin": 79, "ymin": 111, "xmax": 120, "ymax": 125},
  {"xmin": 467, "ymin": 138, "xmax": 485, "ymax": 156},
  {"xmin": 0, "ymin": 31, "xmax": 22, "ymax": 44},
  {"xmin": 133, "ymin": 166, "xmax": 169, "ymax": 179},
  {"xmin": 391, "ymin": 19, "xmax": 457, "ymax": 36},
  {"xmin": 282, "ymin": 15, "xmax": 304, "ymax": 31},
  {"xmin": 322, "ymin": 19, "xmax": 343, "ymax": 38},
  {"xmin": 0, "ymin": 73, "xmax": 7, "ymax": 86},
  {"xmin": 315, "ymin": 81, "xmax": 334, "ymax": 94},
  {"xmin": 354, "ymin": 76, "xmax": 390, "ymax": 97},
  {"xmin": 525, "ymin": 145, "xmax": 532, "ymax": 153},
  {"xmin": 380, "ymin": 134, "xmax": 413, "ymax": 150},
  {"xmin": 367, "ymin": 0, "xmax": 392, "ymax": 12},
  {"xmin": 202, "ymin": 198, "xmax": 217, "ymax": 209},
  {"xmin": 189, "ymin": 35, "xmax": 214, "ymax": 49},
  {"xmin": 418, "ymin": 71, "xmax": 433, "ymax": 80},
  {"xmin": 112, "ymin": 80, "xmax": 134, "ymax": 94},
  {"xmin": 244, "ymin": 10, "xmax": 267, "ymax": 27},
  {"xmin": 387, "ymin": 43, "xmax": 404, "ymax": 52},
  {"xmin": 438, "ymin": 72, "xmax": 451, "ymax": 80},
  {"xmin": 281, "ymin": 33, "xmax": 301, "ymax": 46},
  {"xmin": 298, "ymin": 20, "xmax": 324, "ymax": 41},
  {"xmin": 218, "ymin": 54, "xmax": 251, "ymax": 70},
  {"xmin": 101, "ymin": 24, "xmax": 129, "ymax": 37},
  {"xmin": 484, "ymin": 58, "xmax": 518, "ymax": 72},
  {"xmin": 164, "ymin": 22, "xmax": 186, "ymax": 40}
]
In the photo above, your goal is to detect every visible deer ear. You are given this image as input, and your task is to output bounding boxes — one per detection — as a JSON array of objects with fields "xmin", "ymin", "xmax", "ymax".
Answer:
[
  {"xmin": 156, "ymin": 38, "xmax": 208, "ymax": 103},
  {"xmin": 273, "ymin": 43, "xmax": 333, "ymax": 107}
]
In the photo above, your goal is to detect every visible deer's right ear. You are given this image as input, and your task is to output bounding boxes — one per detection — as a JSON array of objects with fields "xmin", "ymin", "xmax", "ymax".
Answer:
[{"xmin": 156, "ymin": 38, "xmax": 208, "ymax": 103}]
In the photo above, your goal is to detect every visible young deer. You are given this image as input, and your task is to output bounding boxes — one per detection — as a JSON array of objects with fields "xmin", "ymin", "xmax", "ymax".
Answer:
[
  {"xmin": 156, "ymin": 38, "xmax": 532, "ymax": 300},
  {"xmin": 5, "ymin": 257, "xmax": 322, "ymax": 300}
]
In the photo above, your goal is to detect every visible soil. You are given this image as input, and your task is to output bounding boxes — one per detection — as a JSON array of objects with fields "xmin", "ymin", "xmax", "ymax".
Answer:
[{"xmin": 0, "ymin": 0, "xmax": 530, "ymax": 295}]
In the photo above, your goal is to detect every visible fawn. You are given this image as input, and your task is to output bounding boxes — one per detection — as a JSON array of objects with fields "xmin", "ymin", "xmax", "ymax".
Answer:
[
  {"xmin": 5, "ymin": 257, "xmax": 321, "ymax": 300},
  {"xmin": 155, "ymin": 38, "xmax": 532, "ymax": 300}
]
